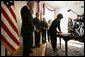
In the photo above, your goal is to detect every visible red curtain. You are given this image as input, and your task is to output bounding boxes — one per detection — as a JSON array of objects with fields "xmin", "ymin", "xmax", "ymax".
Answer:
[
  {"xmin": 45, "ymin": 4, "xmax": 55, "ymax": 11},
  {"xmin": 43, "ymin": 3, "xmax": 45, "ymax": 15},
  {"xmin": 37, "ymin": 1, "xmax": 40, "ymax": 13},
  {"xmin": 43, "ymin": 3, "xmax": 55, "ymax": 15}
]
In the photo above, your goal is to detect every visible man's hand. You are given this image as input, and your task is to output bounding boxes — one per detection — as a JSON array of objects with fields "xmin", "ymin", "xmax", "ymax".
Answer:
[
  {"xmin": 58, "ymin": 31, "xmax": 62, "ymax": 35},
  {"xmin": 33, "ymin": 26, "xmax": 36, "ymax": 32},
  {"xmin": 59, "ymin": 31, "xmax": 62, "ymax": 33},
  {"xmin": 37, "ymin": 30, "xmax": 39, "ymax": 32}
]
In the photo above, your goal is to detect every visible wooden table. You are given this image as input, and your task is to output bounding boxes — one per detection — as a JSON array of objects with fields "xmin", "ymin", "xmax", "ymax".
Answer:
[{"xmin": 56, "ymin": 33, "xmax": 83, "ymax": 56}]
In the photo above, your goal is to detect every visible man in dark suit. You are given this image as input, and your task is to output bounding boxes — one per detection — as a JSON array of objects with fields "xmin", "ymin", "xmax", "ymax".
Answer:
[
  {"xmin": 41, "ymin": 18, "xmax": 48, "ymax": 43},
  {"xmin": 49, "ymin": 13, "xmax": 63, "ymax": 52},
  {"xmin": 21, "ymin": 1, "xmax": 34, "ymax": 56},
  {"xmin": 33, "ymin": 12, "xmax": 41, "ymax": 47}
]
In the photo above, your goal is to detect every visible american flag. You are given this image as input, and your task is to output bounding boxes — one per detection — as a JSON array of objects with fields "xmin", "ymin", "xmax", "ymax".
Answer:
[{"xmin": 1, "ymin": 1, "xmax": 20, "ymax": 53}]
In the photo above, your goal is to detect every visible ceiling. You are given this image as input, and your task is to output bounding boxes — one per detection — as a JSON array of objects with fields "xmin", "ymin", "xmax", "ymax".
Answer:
[{"xmin": 44, "ymin": 1, "xmax": 84, "ymax": 10}]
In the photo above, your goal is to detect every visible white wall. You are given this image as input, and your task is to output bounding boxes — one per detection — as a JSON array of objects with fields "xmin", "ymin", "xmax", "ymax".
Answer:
[
  {"xmin": 15, "ymin": 1, "xmax": 27, "ymax": 36},
  {"xmin": 54, "ymin": 1, "xmax": 84, "ymax": 33},
  {"xmin": 55, "ymin": 8, "xmax": 69, "ymax": 33},
  {"xmin": 1, "ymin": 43, "xmax": 5, "ymax": 56}
]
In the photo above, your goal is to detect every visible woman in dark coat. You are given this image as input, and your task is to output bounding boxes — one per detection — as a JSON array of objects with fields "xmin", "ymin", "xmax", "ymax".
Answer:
[{"xmin": 49, "ymin": 13, "xmax": 63, "ymax": 52}]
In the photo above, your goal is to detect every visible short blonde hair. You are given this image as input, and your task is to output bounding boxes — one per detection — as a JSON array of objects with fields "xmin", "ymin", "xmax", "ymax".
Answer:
[{"xmin": 27, "ymin": 1, "xmax": 34, "ymax": 10}]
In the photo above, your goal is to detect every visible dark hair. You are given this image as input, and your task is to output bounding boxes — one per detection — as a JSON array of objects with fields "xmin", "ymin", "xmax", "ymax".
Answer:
[
  {"xmin": 36, "ymin": 12, "xmax": 38, "ymax": 15},
  {"xmin": 57, "ymin": 13, "xmax": 63, "ymax": 18}
]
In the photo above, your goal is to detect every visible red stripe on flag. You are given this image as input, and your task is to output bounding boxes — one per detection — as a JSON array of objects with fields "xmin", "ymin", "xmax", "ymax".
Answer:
[
  {"xmin": 8, "ymin": 7, "xmax": 17, "ymax": 22},
  {"xmin": 1, "ymin": 7, "xmax": 19, "ymax": 36},
  {"xmin": 1, "ymin": 35, "xmax": 16, "ymax": 51},
  {"xmin": 1, "ymin": 21, "xmax": 20, "ymax": 46}
]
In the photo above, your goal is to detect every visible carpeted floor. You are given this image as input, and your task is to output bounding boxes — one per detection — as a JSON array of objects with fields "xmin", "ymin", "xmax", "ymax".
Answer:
[
  {"xmin": 45, "ymin": 38, "xmax": 84, "ymax": 56},
  {"xmin": 9, "ymin": 38, "xmax": 84, "ymax": 56},
  {"xmin": 10, "ymin": 43, "xmax": 46, "ymax": 56}
]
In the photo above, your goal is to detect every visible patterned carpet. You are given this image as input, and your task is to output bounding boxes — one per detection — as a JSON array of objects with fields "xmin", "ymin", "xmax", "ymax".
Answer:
[{"xmin": 45, "ymin": 38, "xmax": 84, "ymax": 56}]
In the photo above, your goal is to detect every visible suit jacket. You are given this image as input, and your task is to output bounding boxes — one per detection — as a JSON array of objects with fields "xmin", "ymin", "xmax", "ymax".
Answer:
[
  {"xmin": 41, "ymin": 20, "xmax": 48, "ymax": 29},
  {"xmin": 33, "ymin": 17, "xmax": 42, "ymax": 32},
  {"xmin": 21, "ymin": 6, "xmax": 34, "ymax": 36}
]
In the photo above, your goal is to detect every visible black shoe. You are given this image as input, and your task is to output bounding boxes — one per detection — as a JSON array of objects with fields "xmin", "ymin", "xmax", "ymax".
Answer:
[
  {"xmin": 30, "ymin": 50, "xmax": 33, "ymax": 53},
  {"xmin": 32, "ymin": 47, "xmax": 36, "ymax": 49},
  {"xmin": 38, "ymin": 45, "xmax": 41, "ymax": 47},
  {"xmin": 36, "ymin": 45, "xmax": 40, "ymax": 47},
  {"xmin": 42, "ymin": 41, "xmax": 46, "ymax": 43}
]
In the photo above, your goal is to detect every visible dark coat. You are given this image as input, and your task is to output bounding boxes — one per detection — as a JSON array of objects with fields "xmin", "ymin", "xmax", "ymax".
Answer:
[
  {"xmin": 41, "ymin": 20, "xmax": 48, "ymax": 35},
  {"xmin": 33, "ymin": 17, "xmax": 42, "ymax": 32},
  {"xmin": 41, "ymin": 20, "xmax": 48, "ymax": 30},
  {"xmin": 21, "ymin": 6, "xmax": 34, "ymax": 36},
  {"xmin": 49, "ymin": 19, "xmax": 60, "ymax": 36}
]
